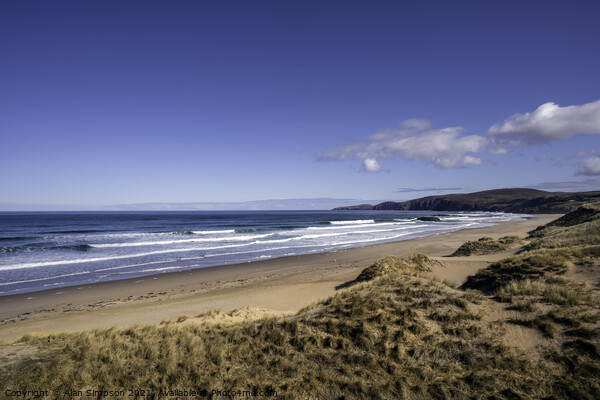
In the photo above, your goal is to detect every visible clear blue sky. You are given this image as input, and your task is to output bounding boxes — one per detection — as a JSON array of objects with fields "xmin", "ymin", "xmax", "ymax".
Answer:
[{"xmin": 1, "ymin": 1, "xmax": 599, "ymax": 210}]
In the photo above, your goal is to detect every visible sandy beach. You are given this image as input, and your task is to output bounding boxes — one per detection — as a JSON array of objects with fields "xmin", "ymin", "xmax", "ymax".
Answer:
[{"xmin": 0, "ymin": 214, "xmax": 558, "ymax": 342}]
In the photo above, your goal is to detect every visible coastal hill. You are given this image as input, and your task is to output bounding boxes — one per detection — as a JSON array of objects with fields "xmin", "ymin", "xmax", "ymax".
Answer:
[{"xmin": 333, "ymin": 188, "xmax": 600, "ymax": 214}]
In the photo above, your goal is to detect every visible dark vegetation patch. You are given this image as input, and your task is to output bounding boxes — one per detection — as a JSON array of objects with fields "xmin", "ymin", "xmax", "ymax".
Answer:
[
  {"xmin": 460, "ymin": 249, "xmax": 570, "ymax": 294},
  {"xmin": 450, "ymin": 235, "xmax": 522, "ymax": 257}
]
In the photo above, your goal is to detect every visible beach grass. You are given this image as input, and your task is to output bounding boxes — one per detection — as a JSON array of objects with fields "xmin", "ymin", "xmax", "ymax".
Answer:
[
  {"xmin": 0, "ymin": 259, "xmax": 573, "ymax": 399},
  {"xmin": 450, "ymin": 235, "xmax": 522, "ymax": 256}
]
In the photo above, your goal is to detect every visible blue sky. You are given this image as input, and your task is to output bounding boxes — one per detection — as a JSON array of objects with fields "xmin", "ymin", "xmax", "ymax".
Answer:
[{"xmin": 1, "ymin": 1, "xmax": 599, "ymax": 210}]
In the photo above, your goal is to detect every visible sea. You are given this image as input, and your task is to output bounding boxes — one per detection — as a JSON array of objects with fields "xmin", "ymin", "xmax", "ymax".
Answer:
[{"xmin": 0, "ymin": 210, "xmax": 528, "ymax": 295}]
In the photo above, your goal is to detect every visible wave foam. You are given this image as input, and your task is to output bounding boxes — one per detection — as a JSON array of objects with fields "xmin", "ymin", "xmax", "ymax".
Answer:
[
  {"xmin": 93, "ymin": 233, "xmax": 274, "ymax": 248},
  {"xmin": 329, "ymin": 219, "xmax": 375, "ymax": 225}
]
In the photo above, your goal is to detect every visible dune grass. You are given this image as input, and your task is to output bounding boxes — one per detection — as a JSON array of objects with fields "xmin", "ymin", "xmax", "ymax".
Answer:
[
  {"xmin": 462, "ymin": 202, "xmax": 600, "ymax": 296},
  {"xmin": 459, "ymin": 203, "xmax": 600, "ymax": 385},
  {"xmin": 1, "ymin": 254, "xmax": 599, "ymax": 399},
  {"xmin": 450, "ymin": 235, "xmax": 522, "ymax": 257},
  {"xmin": 496, "ymin": 278, "xmax": 591, "ymax": 306},
  {"xmin": 353, "ymin": 253, "xmax": 433, "ymax": 282},
  {"xmin": 531, "ymin": 202, "xmax": 600, "ymax": 232},
  {"xmin": 528, "ymin": 202, "xmax": 600, "ymax": 252},
  {"xmin": 460, "ymin": 248, "xmax": 570, "ymax": 294}
]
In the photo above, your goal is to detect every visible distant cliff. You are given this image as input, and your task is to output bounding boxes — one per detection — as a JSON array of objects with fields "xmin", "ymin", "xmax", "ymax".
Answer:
[{"xmin": 333, "ymin": 188, "xmax": 600, "ymax": 214}]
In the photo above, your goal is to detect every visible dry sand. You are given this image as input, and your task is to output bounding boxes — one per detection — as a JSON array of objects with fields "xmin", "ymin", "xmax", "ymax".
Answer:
[{"xmin": 0, "ymin": 214, "xmax": 558, "ymax": 342}]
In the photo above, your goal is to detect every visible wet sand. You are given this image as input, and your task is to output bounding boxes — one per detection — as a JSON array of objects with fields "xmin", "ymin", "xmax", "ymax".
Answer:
[{"xmin": 0, "ymin": 214, "xmax": 559, "ymax": 342}]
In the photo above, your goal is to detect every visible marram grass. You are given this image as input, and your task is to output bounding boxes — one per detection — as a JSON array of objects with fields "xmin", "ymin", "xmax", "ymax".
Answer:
[{"xmin": 450, "ymin": 235, "xmax": 522, "ymax": 257}]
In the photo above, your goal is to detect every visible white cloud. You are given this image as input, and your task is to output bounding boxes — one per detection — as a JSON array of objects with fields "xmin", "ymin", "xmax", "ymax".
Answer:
[
  {"xmin": 576, "ymin": 157, "xmax": 600, "ymax": 176},
  {"xmin": 318, "ymin": 100, "xmax": 600, "ymax": 173},
  {"xmin": 488, "ymin": 100, "xmax": 600, "ymax": 144},
  {"xmin": 361, "ymin": 158, "xmax": 382, "ymax": 173},
  {"xmin": 463, "ymin": 155, "xmax": 484, "ymax": 165},
  {"xmin": 318, "ymin": 121, "xmax": 488, "ymax": 169},
  {"xmin": 490, "ymin": 147, "xmax": 508, "ymax": 155}
]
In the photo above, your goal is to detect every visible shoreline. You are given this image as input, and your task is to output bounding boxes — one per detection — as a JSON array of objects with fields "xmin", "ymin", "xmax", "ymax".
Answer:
[
  {"xmin": 0, "ymin": 214, "xmax": 559, "ymax": 342},
  {"xmin": 0, "ymin": 212, "xmax": 526, "ymax": 297}
]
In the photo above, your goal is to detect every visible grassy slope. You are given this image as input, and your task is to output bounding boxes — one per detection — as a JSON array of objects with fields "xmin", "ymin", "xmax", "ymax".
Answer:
[{"xmin": 1, "ymin": 206, "xmax": 600, "ymax": 399}]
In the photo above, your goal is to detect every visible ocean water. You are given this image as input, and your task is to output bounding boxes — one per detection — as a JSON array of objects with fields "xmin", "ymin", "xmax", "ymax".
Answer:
[{"xmin": 0, "ymin": 211, "xmax": 528, "ymax": 295}]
